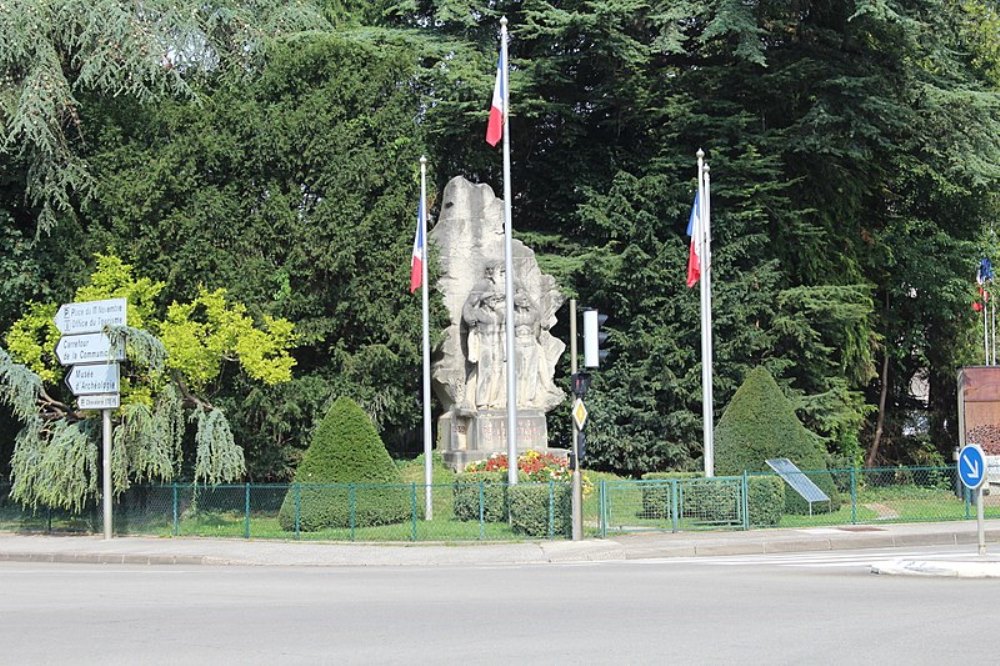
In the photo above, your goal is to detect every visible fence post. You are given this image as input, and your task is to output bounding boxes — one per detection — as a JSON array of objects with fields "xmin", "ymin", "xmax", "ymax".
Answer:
[
  {"xmin": 965, "ymin": 486, "xmax": 971, "ymax": 520},
  {"xmin": 243, "ymin": 483, "xmax": 251, "ymax": 539},
  {"xmin": 670, "ymin": 480, "xmax": 679, "ymax": 533},
  {"xmin": 410, "ymin": 483, "xmax": 418, "ymax": 542},
  {"xmin": 548, "ymin": 481, "xmax": 555, "ymax": 539},
  {"xmin": 599, "ymin": 480, "xmax": 607, "ymax": 539},
  {"xmin": 172, "ymin": 483, "xmax": 179, "ymax": 536},
  {"xmin": 742, "ymin": 472, "xmax": 750, "ymax": 530},
  {"xmin": 478, "ymin": 481, "xmax": 485, "ymax": 541},
  {"xmin": 294, "ymin": 483, "xmax": 301, "ymax": 540},
  {"xmin": 850, "ymin": 468, "xmax": 858, "ymax": 525},
  {"xmin": 349, "ymin": 484, "xmax": 357, "ymax": 541}
]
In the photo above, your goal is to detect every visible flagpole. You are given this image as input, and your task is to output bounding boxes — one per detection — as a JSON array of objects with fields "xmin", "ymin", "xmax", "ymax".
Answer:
[
  {"xmin": 499, "ymin": 17, "xmax": 519, "ymax": 485},
  {"xmin": 419, "ymin": 156, "xmax": 434, "ymax": 518},
  {"xmin": 698, "ymin": 150, "xmax": 715, "ymax": 477}
]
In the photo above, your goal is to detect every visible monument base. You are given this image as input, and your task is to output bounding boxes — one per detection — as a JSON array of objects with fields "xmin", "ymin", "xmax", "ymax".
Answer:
[{"xmin": 438, "ymin": 409, "xmax": 558, "ymax": 471}]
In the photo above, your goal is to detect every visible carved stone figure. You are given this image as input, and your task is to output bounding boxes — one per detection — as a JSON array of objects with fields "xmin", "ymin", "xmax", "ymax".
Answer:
[{"xmin": 428, "ymin": 177, "xmax": 566, "ymax": 469}]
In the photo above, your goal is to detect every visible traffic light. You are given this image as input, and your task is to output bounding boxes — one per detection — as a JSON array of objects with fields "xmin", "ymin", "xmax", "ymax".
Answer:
[
  {"xmin": 583, "ymin": 309, "xmax": 609, "ymax": 368},
  {"xmin": 571, "ymin": 372, "xmax": 591, "ymax": 398}
]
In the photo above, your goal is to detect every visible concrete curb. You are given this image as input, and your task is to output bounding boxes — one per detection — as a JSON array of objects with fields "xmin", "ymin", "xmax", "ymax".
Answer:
[{"xmin": 870, "ymin": 559, "xmax": 1000, "ymax": 578}]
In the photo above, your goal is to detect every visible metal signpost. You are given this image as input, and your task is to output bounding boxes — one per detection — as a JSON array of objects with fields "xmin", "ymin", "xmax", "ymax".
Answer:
[
  {"xmin": 55, "ymin": 298, "xmax": 127, "ymax": 540},
  {"xmin": 958, "ymin": 444, "xmax": 988, "ymax": 556}
]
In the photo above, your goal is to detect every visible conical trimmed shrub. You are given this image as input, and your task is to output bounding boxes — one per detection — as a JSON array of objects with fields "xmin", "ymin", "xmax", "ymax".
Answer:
[
  {"xmin": 715, "ymin": 367, "xmax": 840, "ymax": 514},
  {"xmin": 278, "ymin": 397, "xmax": 410, "ymax": 531}
]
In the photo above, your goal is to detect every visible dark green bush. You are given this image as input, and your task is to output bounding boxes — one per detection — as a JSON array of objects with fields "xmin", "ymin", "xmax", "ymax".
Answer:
[
  {"xmin": 452, "ymin": 471, "xmax": 508, "ymax": 522},
  {"xmin": 680, "ymin": 479, "xmax": 742, "ymax": 524},
  {"xmin": 639, "ymin": 472, "xmax": 702, "ymax": 519},
  {"xmin": 714, "ymin": 367, "xmax": 841, "ymax": 514},
  {"xmin": 508, "ymin": 482, "xmax": 572, "ymax": 538},
  {"xmin": 278, "ymin": 397, "xmax": 410, "ymax": 531},
  {"xmin": 747, "ymin": 476, "xmax": 785, "ymax": 527}
]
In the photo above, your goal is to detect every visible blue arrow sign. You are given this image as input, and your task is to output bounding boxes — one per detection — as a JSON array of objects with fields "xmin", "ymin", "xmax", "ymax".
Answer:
[{"xmin": 958, "ymin": 444, "xmax": 987, "ymax": 490}]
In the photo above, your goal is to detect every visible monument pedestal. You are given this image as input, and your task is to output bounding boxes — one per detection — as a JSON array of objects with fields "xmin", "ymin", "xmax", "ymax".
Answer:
[{"xmin": 439, "ymin": 409, "xmax": 553, "ymax": 471}]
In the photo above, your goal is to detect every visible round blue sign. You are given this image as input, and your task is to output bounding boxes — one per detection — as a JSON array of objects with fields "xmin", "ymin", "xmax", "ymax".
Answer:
[{"xmin": 958, "ymin": 444, "xmax": 987, "ymax": 490}]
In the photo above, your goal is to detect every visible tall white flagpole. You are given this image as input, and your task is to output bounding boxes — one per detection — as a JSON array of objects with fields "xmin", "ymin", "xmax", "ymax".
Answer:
[
  {"xmin": 420, "ymin": 157, "xmax": 434, "ymax": 518},
  {"xmin": 698, "ymin": 150, "xmax": 715, "ymax": 477},
  {"xmin": 499, "ymin": 17, "xmax": 519, "ymax": 485}
]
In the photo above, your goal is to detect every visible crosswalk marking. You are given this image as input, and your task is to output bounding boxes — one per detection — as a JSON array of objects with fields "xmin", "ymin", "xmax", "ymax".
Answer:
[{"xmin": 553, "ymin": 547, "xmax": 984, "ymax": 571}]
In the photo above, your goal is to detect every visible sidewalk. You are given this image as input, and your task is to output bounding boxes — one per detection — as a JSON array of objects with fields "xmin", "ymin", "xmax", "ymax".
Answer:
[{"xmin": 2, "ymin": 520, "xmax": 999, "ymax": 568}]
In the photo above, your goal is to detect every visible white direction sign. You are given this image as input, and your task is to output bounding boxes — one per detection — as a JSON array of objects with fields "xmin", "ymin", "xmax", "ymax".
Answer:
[
  {"xmin": 54, "ymin": 298, "xmax": 127, "ymax": 335},
  {"xmin": 66, "ymin": 363, "xmax": 120, "ymax": 396},
  {"xmin": 78, "ymin": 393, "xmax": 121, "ymax": 410},
  {"xmin": 56, "ymin": 332, "xmax": 124, "ymax": 366}
]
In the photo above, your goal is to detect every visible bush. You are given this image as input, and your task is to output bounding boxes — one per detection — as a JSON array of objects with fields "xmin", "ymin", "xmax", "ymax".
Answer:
[
  {"xmin": 681, "ymin": 479, "xmax": 742, "ymax": 524},
  {"xmin": 278, "ymin": 397, "xmax": 410, "ymax": 531},
  {"xmin": 452, "ymin": 471, "xmax": 509, "ymax": 522},
  {"xmin": 747, "ymin": 476, "xmax": 784, "ymax": 527},
  {"xmin": 508, "ymin": 483, "xmax": 572, "ymax": 538},
  {"xmin": 714, "ymin": 367, "xmax": 841, "ymax": 514},
  {"xmin": 639, "ymin": 472, "xmax": 702, "ymax": 519}
]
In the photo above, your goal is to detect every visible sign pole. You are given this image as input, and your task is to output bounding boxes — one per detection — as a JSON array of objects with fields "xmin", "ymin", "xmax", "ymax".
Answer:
[
  {"xmin": 958, "ymin": 443, "xmax": 987, "ymax": 556},
  {"xmin": 978, "ymin": 486, "xmax": 986, "ymax": 556},
  {"xmin": 570, "ymin": 299, "xmax": 582, "ymax": 541},
  {"xmin": 102, "ymin": 408, "xmax": 113, "ymax": 540}
]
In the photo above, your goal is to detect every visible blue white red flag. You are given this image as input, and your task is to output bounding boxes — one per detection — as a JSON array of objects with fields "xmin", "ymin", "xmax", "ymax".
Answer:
[
  {"xmin": 486, "ymin": 52, "xmax": 505, "ymax": 147},
  {"xmin": 410, "ymin": 199, "xmax": 424, "ymax": 294},
  {"xmin": 686, "ymin": 191, "xmax": 702, "ymax": 288}
]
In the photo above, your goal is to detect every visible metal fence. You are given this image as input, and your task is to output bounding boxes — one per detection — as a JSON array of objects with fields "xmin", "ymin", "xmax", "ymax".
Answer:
[
  {"xmin": 598, "ymin": 466, "xmax": 1000, "ymax": 536},
  {"xmin": 1, "ymin": 466, "xmax": 997, "ymax": 541}
]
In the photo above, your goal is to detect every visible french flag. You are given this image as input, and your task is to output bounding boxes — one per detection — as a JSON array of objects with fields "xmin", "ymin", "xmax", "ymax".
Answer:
[
  {"xmin": 686, "ymin": 191, "xmax": 701, "ymax": 288},
  {"xmin": 486, "ymin": 51, "xmax": 504, "ymax": 147},
  {"xmin": 410, "ymin": 199, "xmax": 425, "ymax": 294}
]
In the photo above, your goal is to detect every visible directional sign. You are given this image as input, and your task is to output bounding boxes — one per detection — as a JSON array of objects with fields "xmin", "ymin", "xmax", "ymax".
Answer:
[
  {"xmin": 78, "ymin": 393, "xmax": 121, "ymax": 410},
  {"xmin": 56, "ymin": 332, "xmax": 124, "ymax": 366},
  {"xmin": 572, "ymin": 398, "xmax": 588, "ymax": 430},
  {"xmin": 65, "ymin": 363, "xmax": 120, "ymax": 396},
  {"xmin": 958, "ymin": 444, "xmax": 987, "ymax": 490},
  {"xmin": 54, "ymin": 298, "xmax": 127, "ymax": 335}
]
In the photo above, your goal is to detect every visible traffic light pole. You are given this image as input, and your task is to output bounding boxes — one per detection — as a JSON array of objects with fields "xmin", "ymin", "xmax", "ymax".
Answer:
[{"xmin": 570, "ymin": 299, "xmax": 583, "ymax": 541}]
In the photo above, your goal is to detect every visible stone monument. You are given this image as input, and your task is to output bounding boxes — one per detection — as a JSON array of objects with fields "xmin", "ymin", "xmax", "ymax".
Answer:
[{"xmin": 429, "ymin": 176, "xmax": 565, "ymax": 470}]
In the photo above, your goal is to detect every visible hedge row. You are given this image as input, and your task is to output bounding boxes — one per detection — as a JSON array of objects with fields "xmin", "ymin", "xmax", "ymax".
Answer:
[
  {"xmin": 638, "ymin": 473, "xmax": 785, "ymax": 527},
  {"xmin": 452, "ymin": 471, "xmax": 572, "ymax": 538}
]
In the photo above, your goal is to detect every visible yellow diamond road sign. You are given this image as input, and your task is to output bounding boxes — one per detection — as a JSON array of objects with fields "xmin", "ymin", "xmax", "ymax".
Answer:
[{"xmin": 572, "ymin": 398, "xmax": 588, "ymax": 430}]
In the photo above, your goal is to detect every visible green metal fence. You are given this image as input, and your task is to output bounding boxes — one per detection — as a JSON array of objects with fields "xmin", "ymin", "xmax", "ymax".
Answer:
[
  {"xmin": 598, "ymin": 466, "xmax": 999, "ymax": 536},
  {"xmin": 1, "ymin": 466, "xmax": 997, "ymax": 541}
]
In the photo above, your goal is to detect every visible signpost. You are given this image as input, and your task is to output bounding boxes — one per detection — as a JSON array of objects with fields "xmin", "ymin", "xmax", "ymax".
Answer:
[
  {"xmin": 56, "ymin": 332, "xmax": 125, "ymax": 365},
  {"xmin": 958, "ymin": 444, "xmax": 988, "ymax": 555},
  {"xmin": 65, "ymin": 363, "xmax": 120, "ymax": 395},
  {"xmin": 55, "ymin": 298, "xmax": 127, "ymax": 541}
]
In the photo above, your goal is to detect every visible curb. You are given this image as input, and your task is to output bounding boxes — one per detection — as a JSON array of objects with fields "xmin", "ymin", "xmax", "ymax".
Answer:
[{"xmin": 871, "ymin": 559, "xmax": 1000, "ymax": 578}]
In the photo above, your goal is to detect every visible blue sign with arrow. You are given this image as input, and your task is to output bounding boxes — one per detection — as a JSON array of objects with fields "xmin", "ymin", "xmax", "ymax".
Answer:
[{"xmin": 958, "ymin": 444, "xmax": 987, "ymax": 490}]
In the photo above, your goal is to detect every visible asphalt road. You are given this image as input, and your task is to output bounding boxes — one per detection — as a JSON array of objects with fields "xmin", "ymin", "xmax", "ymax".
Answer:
[{"xmin": 1, "ymin": 546, "xmax": 996, "ymax": 665}]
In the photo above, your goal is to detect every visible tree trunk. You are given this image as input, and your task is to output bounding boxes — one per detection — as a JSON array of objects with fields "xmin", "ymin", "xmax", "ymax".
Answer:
[{"xmin": 866, "ymin": 352, "xmax": 891, "ymax": 468}]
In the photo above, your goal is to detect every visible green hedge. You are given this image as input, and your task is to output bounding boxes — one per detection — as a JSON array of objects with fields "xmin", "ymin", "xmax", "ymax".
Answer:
[
  {"xmin": 747, "ymin": 476, "xmax": 784, "ymax": 527},
  {"xmin": 639, "ymin": 472, "xmax": 702, "ymax": 519},
  {"xmin": 278, "ymin": 397, "xmax": 410, "ymax": 531},
  {"xmin": 638, "ymin": 473, "xmax": 785, "ymax": 527},
  {"xmin": 278, "ymin": 483, "xmax": 412, "ymax": 532},
  {"xmin": 508, "ymin": 482, "xmax": 572, "ymax": 538},
  {"xmin": 452, "ymin": 471, "xmax": 509, "ymax": 522}
]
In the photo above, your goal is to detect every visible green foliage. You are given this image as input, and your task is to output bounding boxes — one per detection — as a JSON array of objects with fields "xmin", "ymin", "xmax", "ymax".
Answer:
[
  {"xmin": 451, "ymin": 471, "xmax": 508, "ymax": 523},
  {"xmin": 715, "ymin": 367, "xmax": 840, "ymax": 514},
  {"xmin": 747, "ymin": 476, "xmax": 785, "ymax": 528},
  {"xmin": 0, "ymin": 254, "xmax": 295, "ymax": 510},
  {"xmin": 639, "ymin": 472, "xmax": 702, "ymax": 519},
  {"xmin": 508, "ymin": 483, "xmax": 572, "ymax": 538},
  {"xmin": 278, "ymin": 396, "xmax": 409, "ymax": 531},
  {"xmin": 0, "ymin": 0, "xmax": 328, "ymax": 232}
]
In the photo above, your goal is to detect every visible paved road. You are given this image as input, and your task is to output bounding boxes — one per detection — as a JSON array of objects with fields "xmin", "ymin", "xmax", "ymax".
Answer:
[{"xmin": 2, "ymin": 544, "xmax": 998, "ymax": 665}]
